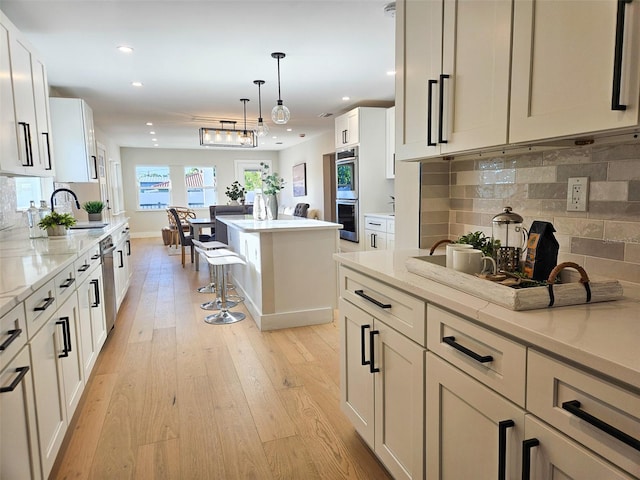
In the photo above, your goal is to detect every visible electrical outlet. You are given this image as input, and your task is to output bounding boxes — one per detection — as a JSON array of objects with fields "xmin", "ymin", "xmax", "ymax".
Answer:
[{"xmin": 567, "ymin": 177, "xmax": 589, "ymax": 212}]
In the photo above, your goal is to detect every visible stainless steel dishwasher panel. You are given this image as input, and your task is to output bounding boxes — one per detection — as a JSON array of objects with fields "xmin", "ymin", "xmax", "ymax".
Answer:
[{"xmin": 100, "ymin": 235, "xmax": 117, "ymax": 332}]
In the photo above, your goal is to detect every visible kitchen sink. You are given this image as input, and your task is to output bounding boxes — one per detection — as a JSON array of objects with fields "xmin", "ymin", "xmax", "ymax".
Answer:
[{"xmin": 70, "ymin": 222, "xmax": 109, "ymax": 230}]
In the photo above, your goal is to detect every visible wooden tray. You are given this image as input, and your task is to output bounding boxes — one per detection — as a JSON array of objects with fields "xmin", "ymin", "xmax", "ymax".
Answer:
[{"xmin": 405, "ymin": 256, "xmax": 624, "ymax": 311}]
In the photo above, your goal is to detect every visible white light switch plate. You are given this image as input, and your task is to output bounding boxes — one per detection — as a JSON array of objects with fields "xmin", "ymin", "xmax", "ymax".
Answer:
[{"xmin": 567, "ymin": 177, "xmax": 589, "ymax": 212}]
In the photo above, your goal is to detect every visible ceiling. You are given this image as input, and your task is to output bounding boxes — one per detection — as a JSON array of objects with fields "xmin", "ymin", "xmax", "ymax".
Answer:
[{"xmin": 2, "ymin": 0, "xmax": 396, "ymax": 151}]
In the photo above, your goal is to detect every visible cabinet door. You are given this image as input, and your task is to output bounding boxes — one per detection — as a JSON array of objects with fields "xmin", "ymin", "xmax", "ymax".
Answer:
[
  {"xmin": 386, "ymin": 107, "xmax": 395, "ymax": 179},
  {"xmin": 90, "ymin": 269, "xmax": 107, "ymax": 353},
  {"xmin": 31, "ymin": 55, "xmax": 53, "ymax": 174},
  {"xmin": 395, "ymin": 0, "xmax": 442, "ymax": 161},
  {"xmin": 373, "ymin": 318, "xmax": 425, "ymax": 480},
  {"xmin": 440, "ymin": 0, "xmax": 511, "ymax": 154},
  {"xmin": 0, "ymin": 22, "xmax": 21, "ymax": 175},
  {"xmin": 510, "ymin": 0, "xmax": 640, "ymax": 143},
  {"xmin": 56, "ymin": 293, "xmax": 84, "ymax": 421},
  {"xmin": 30, "ymin": 316, "xmax": 67, "ymax": 478},
  {"xmin": 335, "ymin": 109, "xmax": 360, "ymax": 148},
  {"xmin": 522, "ymin": 415, "xmax": 634, "ymax": 480},
  {"xmin": 339, "ymin": 298, "xmax": 375, "ymax": 447},
  {"xmin": 426, "ymin": 352, "xmax": 524, "ymax": 480},
  {"xmin": 364, "ymin": 230, "xmax": 387, "ymax": 251},
  {"xmin": 1, "ymin": 347, "xmax": 41, "ymax": 480}
]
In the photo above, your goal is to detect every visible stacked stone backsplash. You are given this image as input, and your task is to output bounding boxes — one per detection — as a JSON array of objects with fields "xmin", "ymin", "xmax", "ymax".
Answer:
[
  {"xmin": 420, "ymin": 142, "xmax": 640, "ymax": 283},
  {"xmin": 0, "ymin": 176, "xmax": 21, "ymax": 231}
]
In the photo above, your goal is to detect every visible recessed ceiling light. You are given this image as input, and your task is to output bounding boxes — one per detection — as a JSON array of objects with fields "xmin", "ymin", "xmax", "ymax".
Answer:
[
  {"xmin": 149, "ymin": 131, "xmax": 155, "ymax": 135},
  {"xmin": 387, "ymin": 70, "xmax": 396, "ymax": 76},
  {"xmin": 117, "ymin": 45, "xmax": 134, "ymax": 53},
  {"xmin": 131, "ymin": 81, "xmax": 143, "ymax": 87},
  {"xmin": 342, "ymin": 96, "xmax": 350, "ymax": 101},
  {"xmin": 154, "ymin": 144, "xmax": 159, "ymax": 147},
  {"xmin": 146, "ymin": 122, "xmax": 153, "ymax": 126},
  {"xmin": 286, "ymin": 128, "xmax": 292, "ymax": 132},
  {"xmin": 152, "ymin": 138, "xmax": 157, "ymax": 141},
  {"xmin": 271, "ymin": 136, "xmax": 277, "ymax": 139}
]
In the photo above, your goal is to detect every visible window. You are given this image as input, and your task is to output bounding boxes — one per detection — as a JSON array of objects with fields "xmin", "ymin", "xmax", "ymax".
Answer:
[
  {"xmin": 235, "ymin": 160, "xmax": 271, "ymax": 204},
  {"xmin": 136, "ymin": 166, "xmax": 171, "ymax": 210},
  {"xmin": 15, "ymin": 177, "xmax": 52, "ymax": 210},
  {"xmin": 185, "ymin": 166, "xmax": 217, "ymax": 207}
]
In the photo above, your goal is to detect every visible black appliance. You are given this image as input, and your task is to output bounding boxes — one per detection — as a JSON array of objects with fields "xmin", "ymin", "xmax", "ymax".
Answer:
[
  {"xmin": 337, "ymin": 199, "xmax": 358, "ymax": 242},
  {"xmin": 336, "ymin": 147, "xmax": 358, "ymax": 200}
]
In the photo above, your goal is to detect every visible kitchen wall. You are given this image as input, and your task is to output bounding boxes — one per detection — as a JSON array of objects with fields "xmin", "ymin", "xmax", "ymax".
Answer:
[{"xmin": 420, "ymin": 141, "xmax": 640, "ymax": 283}]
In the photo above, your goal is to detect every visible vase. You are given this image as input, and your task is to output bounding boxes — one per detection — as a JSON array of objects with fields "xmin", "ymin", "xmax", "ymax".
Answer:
[
  {"xmin": 266, "ymin": 194, "xmax": 278, "ymax": 220},
  {"xmin": 46, "ymin": 225, "xmax": 67, "ymax": 237},
  {"xmin": 229, "ymin": 200, "xmax": 239, "ymax": 206},
  {"xmin": 253, "ymin": 191, "xmax": 267, "ymax": 220},
  {"xmin": 88, "ymin": 213, "xmax": 102, "ymax": 222}
]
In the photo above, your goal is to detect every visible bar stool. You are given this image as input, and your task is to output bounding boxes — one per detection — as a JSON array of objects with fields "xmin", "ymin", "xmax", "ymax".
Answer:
[
  {"xmin": 197, "ymin": 249, "xmax": 239, "ymax": 310},
  {"xmin": 193, "ymin": 239, "xmax": 228, "ymax": 293},
  {"xmin": 204, "ymin": 255, "xmax": 247, "ymax": 325}
]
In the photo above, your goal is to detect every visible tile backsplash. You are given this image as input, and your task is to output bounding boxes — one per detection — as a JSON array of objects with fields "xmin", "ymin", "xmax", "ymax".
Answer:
[
  {"xmin": 0, "ymin": 176, "xmax": 20, "ymax": 230},
  {"xmin": 420, "ymin": 142, "xmax": 640, "ymax": 283}
]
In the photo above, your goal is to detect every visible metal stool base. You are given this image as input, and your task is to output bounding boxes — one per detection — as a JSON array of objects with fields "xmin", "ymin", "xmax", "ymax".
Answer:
[
  {"xmin": 204, "ymin": 310, "xmax": 246, "ymax": 324},
  {"xmin": 196, "ymin": 284, "xmax": 215, "ymax": 294},
  {"xmin": 200, "ymin": 299, "xmax": 237, "ymax": 311}
]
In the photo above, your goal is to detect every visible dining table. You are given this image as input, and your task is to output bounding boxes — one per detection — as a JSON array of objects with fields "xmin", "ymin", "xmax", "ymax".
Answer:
[{"xmin": 187, "ymin": 217, "xmax": 216, "ymax": 270}]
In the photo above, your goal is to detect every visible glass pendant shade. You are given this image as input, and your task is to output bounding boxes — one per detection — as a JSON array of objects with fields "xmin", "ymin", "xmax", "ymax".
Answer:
[{"xmin": 271, "ymin": 52, "xmax": 290, "ymax": 125}]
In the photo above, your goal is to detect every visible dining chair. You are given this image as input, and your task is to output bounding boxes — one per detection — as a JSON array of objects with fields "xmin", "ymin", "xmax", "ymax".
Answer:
[
  {"xmin": 293, "ymin": 203, "xmax": 310, "ymax": 217},
  {"xmin": 169, "ymin": 207, "xmax": 196, "ymax": 267}
]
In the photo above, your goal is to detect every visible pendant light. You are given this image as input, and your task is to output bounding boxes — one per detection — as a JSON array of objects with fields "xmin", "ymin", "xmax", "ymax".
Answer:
[
  {"xmin": 253, "ymin": 80, "xmax": 269, "ymax": 137},
  {"xmin": 240, "ymin": 98, "xmax": 253, "ymax": 146},
  {"xmin": 271, "ymin": 52, "xmax": 290, "ymax": 124}
]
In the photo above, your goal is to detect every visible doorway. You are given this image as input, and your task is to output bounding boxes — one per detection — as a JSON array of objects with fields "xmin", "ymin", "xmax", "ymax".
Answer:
[{"xmin": 322, "ymin": 152, "xmax": 336, "ymax": 221}]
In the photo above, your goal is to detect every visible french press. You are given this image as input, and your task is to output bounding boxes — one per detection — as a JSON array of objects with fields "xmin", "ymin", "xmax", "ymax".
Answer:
[{"xmin": 492, "ymin": 206, "xmax": 527, "ymax": 273}]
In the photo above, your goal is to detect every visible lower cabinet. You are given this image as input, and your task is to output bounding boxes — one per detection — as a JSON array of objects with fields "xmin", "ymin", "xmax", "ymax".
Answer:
[
  {"xmin": 364, "ymin": 215, "xmax": 395, "ymax": 251},
  {"xmin": 426, "ymin": 352, "xmax": 525, "ymax": 479},
  {"xmin": 1, "ymin": 346, "xmax": 41, "ymax": 480},
  {"xmin": 339, "ymin": 297, "xmax": 424, "ymax": 480},
  {"xmin": 77, "ymin": 264, "xmax": 106, "ymax": 379}
]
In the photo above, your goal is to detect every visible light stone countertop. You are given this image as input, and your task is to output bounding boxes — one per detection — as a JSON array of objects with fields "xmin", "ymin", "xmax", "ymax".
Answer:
[
  {"xmin": 0, "ymin": 218, "xmax": 128, "ymax": 317},
  {"xmin": 216, "ymin": 214, "xmax": 342, "ymax": 233},
  {"xmin": 335, "ymin": 248, "xmax": 640, "ymax": 391}
]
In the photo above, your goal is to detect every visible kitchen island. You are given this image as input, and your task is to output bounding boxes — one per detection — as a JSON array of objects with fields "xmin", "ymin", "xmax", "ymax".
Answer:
[{"xmin": 217, "ymin": 215, "xmax": 342, "ymax": 331}]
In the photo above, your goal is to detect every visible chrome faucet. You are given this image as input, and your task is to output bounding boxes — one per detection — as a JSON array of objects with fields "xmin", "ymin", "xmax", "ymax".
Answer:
[{"xmin": 50, "ymin": 188, "xmax": 81, "ymax": 212}]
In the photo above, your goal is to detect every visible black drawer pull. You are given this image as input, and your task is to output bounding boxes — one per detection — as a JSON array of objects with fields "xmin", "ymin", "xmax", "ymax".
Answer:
[
  {"xmin": 498, "ymin": 420, "xmax": 514, "ymax": 480},
  {"xmin": 562, "ymin": 400, "xmax": 640, "ymax": 451},
  {"xmin": 369, "ymin": 330, "xmax": 380, "ymax": 373},
  {"xmin": 90, "ymin": 279, "xmax": 100, "ymax": 307},
  {"xmin": 0, "ymin": 329, "xmax": 22, "ymax": 351},
  {"xmin": 34, "ymin": 297, "xmax": 55, "ymax": 312},
  {"xmin": 521, "ymin": 438, "xmax": 539, "ymax": 480},
  {"xmin": 0, "ymin": 366, "xmax": 30, "ymax": 393},
  {"xmin": 360, "ymin": 324, "xmax": 371, "ymax": 366},
  {"xmin": 354, "ymin": 290, "xmax": 391, "ymax": 309},
  {"xmin": 77, "ymin": 264, "xmax": 90, "ymax": 272},
  {"xmin": 91, "ymin": 253, "xmax": 101, "ymax": 260},
  {"xmin": 60, "ymin": 277, "xmax": 75, "ymax": 288},
  {"xmin": 442, "ymin": 336, "xmax": 493, "ymax": 363}
]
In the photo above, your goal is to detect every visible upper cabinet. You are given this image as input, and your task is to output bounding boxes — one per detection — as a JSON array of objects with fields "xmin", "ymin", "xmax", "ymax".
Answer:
[
  {"xmin": 0, "ymin": 11, "xmax": 54, "ymax": 176},
  {"xmin": 510, "ymin": 0, "xmax": 640, "ymax": 143},
  {"xmin": 335, "ymin": 108, "xmax": 360, "ymax": 149},
  {"xmin": 386, "ymin": 106, "xmax": 395, "ymax": 179},
  {"xmin": 396, "ymin": 0, "xmax": 512, "ymax": 161},
  {"xmin": 50, "ymin": 97, "xmax": 99, "ymax": 182}
]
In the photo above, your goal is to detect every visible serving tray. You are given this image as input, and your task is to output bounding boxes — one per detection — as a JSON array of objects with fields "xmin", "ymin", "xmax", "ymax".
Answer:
[{"xmin": 405, "ymin": 256, "xmax": 624, "ymax": 311}]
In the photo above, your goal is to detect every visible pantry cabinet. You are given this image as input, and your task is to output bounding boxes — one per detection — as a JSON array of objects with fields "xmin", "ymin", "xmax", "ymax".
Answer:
[
  {"xmin": 395, "ymin": 0, "xmax": 512, "ymax": 161},
  {"xmin": 510, "ymin": 0, "xmax": 640, "ymax": 143},
  {"xmin": 50, "ymin": 97, "xmax": 98, "ymax": 182},
  {"xmin": 335, "ymin": 108, "xmax": 360, "ymax": 149}
]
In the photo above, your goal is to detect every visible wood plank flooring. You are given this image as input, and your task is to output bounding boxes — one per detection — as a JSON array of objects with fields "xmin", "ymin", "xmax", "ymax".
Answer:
[{"xmin": 51, "ymin": 238, "xmax": 392, "ymax": 480}]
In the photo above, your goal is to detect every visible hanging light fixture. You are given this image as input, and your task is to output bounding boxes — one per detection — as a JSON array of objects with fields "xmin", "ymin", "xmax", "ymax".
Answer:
[
  {"xmin": 271, "ymin": 52, "xmax": 290, "ymax": 124},
  {"xmin": 199, "ymin": 117, "xmax": 257, "ymax": 148},
  {"xmin": 239, "ymin": 98, "xmax": 254, "ymax": 146},
  {"xmin": 253, "ymin": 80, "xmax": 269, "ymax": 137}
]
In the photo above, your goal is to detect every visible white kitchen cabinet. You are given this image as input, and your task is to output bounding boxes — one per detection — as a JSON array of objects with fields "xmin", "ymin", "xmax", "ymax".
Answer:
[
  {"xmin": 364, "ymin": 215, "xmax": 395, "ymax": 251},
  {"xmin": 1, "ymin": 346, "xmax": 41, "ymax": 480},
  {"xmin": 510, "ymin": 0, "xmax": 640, "ymax": 144},
  {"xmin": 0, "ymin": 11, "xmax": 54, "ymax": 176},
  {"xmin": 395, "ymin": 0, "xmax": 512, "ymax": 161},
  {"xmin": 77, "ymin": 263, "xmax": 106, "ymax": 379},
  {"xmin": 113, "ymin": 224, "xmax": 131, "ymax": 311},
  {"xmin": 50, "ymin": 97, "xmax": 98, "ymax": 182},
  {"xmin": 426, "ymin": 352, "xmax": 525, "ymax": 480},
  {"xmin": 335, "ymin": 108, "xmax": 360, "ymax": 149},
  {"xmin": 386, "ymin": 106, "xmax": 395, "ymax": 179}
]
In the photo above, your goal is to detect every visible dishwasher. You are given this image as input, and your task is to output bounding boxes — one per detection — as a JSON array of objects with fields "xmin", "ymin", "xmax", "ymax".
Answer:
[{"xmin": 100, "ymin": 235, "xmax": 118, "ymax": 332}]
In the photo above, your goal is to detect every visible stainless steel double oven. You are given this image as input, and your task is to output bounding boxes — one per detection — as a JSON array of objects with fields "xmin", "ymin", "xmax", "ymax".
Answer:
[{"xmin": 336, "ymin": 147, "xmax": 359, "ymax": 242}]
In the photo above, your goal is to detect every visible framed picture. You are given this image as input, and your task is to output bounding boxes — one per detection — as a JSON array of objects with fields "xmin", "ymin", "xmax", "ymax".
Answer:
[{"xmin": 292, "ymin": 162, "xmax": 307, "ymax": 197}]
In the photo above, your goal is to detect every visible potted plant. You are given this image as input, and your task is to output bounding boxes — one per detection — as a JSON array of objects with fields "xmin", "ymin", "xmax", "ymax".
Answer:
[
  {"xmin": 82, "ymin": 200, "xmax": 105, "ymax": 222},
  {"xmin": 457, "ymin": 231, "xmax": 501, "ymax": 258},
  {"xmin": 225, "ymin": 181, "xmax": 246, "ymax": 205},
  {"xmin": 260, "ymin": 162, "xmax": 285, "ymax": 219},
  {"xmin": 38, "ymin": 211, "xmax": 77, "ymax": 236}
]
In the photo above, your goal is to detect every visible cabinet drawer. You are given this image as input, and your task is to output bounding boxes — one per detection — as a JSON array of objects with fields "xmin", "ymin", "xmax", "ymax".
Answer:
[
  {"xmin": 24, "ymin": 279, "xmax": 57, "ymax": 339},
  {"xmin": 364, "ymin": 216, "xmax": 387, "ymax": 233},
  {"xmin": 0, "ymin": 303, "xmax": 27, "ymax": 371},
  {"xmin": 74, "ymin": 245, "xmax": 100, "ymax": 283},
  {"xmin": 427, "ymin": 304, "xmax": 526, "ymax": 407},
  {"xmin": 527, "ymin": 350, "xmax": 640, "ymax": 477},
  {"xmin": 340, "ymin": 266, "xmax": 426, "ymax": 346},
  {"xmin": 54, "ymin": 262, "xmax": 77, "ymax": 305}
]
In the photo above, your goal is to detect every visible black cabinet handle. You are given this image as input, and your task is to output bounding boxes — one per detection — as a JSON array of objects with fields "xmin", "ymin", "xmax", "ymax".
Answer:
[
  {"xmin": 369, "ymin": 330, "xmax": 380, "ymax": 373},
  {"xmin": 60, "ymin": 277, "xmax": 75, "ymax": 289},
  {"xmin": 0, "ymin": 329, "xmax": 22, "ymax": 351},
  {"xmin": 118, "ymin": 250, "xmax": 124, "ymax": 268},
  {"xmin": 34, "ymin": 297, "xmax": 55, "ymax": 312},
  {"xmin": 361, "ymin": 324, "xmax": 371, "ymax": 366},
  {"xmin": 562, "ymin": 400, "xmax": 640, "ymax": 451},
  {"xmin": 427, "ymin": 79, "xmax": 437, "ymax": 146},
  {"xmin": 0, "ymin": 366, "xmax": 30, "ymax": 393},
  {"xmin": 521, "ymin": 438, "xmax": 539, "ymax": 480},
  {"xmin": 90, "ymin": 279, "xmax": 100, "ymax": 307},
  {"xmin": 77, "ymin": 264, "xmax": 90, "ymax": 272},
  {"xmin": 18, "ymin": 122, "xmax": 34, "ymax": 166},
  {"xmin": 498, "ymin": 420, "xmax": 515, "ymax": 480},
  {"xmin": 56, "ymin": 318, "xmax": 69, "ymax": 358},
  {"xmin": 91, "ymin": 253, "xmax": 101, "ymax": 260},
  {"xmin": 91, "ymin": 155, "xmax": 98, "ymax": 179},
  {"xmin": 438, "ymin": 74, "xmax": 450, "ymax": 144},
  {"xmin": 612, "ymin": 0, "xmax": 633, "ymax": 110},
  {"xmin": 43, "ymin": 132, "xmax": 53, "ymax": 170},
  {"xmin": 442, "ymin": 336, "xmax": 493, "ymax": 363},
  {"xmin": 126, "ymin": 240, "xmax": 131, "ymax": 256},
  {"xmin": 354, "ymin": 289, "xmax": 391, "ymax": 309}
]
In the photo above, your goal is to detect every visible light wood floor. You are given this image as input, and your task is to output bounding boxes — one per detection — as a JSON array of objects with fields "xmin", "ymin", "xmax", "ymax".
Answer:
[{"xmin": 50, "ymin": 238, "xmax": 393, "ymax": 480}]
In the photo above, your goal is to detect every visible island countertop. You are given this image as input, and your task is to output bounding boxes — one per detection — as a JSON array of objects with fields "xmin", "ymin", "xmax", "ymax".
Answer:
[{"xmin": 216, "ymin": 214, "xmax": 342, "ymax": 233}]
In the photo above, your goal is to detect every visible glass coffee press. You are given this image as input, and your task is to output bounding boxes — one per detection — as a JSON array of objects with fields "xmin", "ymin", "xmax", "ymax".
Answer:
[{"xmin": 491, "ymin": 207, "xmax": 527, "ymax": 273}]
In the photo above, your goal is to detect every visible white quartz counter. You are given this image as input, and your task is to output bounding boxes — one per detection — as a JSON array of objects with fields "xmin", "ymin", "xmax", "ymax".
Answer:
[
  {"xmin": 216, "ymin": 214, "xmax": 342, "ymax": 232},
  {"xmin": 0, "ymin": 218, "xmax": 128, "ymax": 317},
  {"xmin": 335, "ymin": 248, "xmax": 640, "ymax": 391}
]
